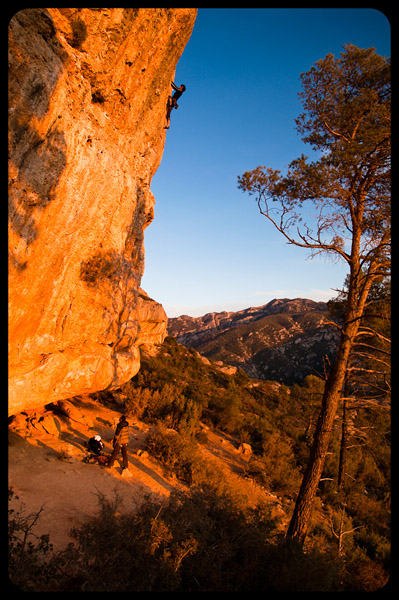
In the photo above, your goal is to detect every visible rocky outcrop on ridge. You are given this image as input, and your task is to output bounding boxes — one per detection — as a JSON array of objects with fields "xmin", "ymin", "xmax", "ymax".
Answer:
[{"xmin": 168, "ymin": 298, "xmax": 340, "ymax": 384}]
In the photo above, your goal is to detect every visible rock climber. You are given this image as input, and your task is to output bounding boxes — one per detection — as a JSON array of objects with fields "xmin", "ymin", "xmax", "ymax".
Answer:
[
  {"xmin": 165, "ymin": 81, "xmax": 186, "ymax": 129},
  {"xmin": 107, "ymin": 415, "xmax": 130, "ymax": 470}
]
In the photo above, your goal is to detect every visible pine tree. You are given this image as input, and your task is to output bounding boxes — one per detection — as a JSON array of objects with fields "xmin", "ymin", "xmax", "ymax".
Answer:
[{"xmin": 238, "ymin": 44, "xmax": 390, "ymax": 544}]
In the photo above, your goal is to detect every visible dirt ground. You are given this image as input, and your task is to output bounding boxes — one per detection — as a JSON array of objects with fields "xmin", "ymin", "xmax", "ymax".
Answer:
[{"xmin": 8, "ymin": 395, "xmax": 289, "ymax": 552}]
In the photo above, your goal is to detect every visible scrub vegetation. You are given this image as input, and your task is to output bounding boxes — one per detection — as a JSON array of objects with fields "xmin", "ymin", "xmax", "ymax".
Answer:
[{"xmin": 9, "ymin": 336, "xmax": 390, "ymax": 591}]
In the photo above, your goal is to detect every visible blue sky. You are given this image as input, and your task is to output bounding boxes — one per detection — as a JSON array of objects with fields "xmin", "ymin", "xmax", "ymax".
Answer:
[{"xmin": 141, "ymin": 8, "xmax": 391, "ymax": 318}]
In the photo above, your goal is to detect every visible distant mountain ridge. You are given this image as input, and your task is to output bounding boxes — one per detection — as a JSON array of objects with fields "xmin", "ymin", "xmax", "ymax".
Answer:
[{"xmin": 168, "ymin": 298, "xmax": 339, "ymax": 384}]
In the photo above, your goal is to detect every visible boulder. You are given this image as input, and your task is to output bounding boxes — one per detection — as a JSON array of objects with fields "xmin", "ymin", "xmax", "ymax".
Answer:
[{"xmin": 237, "ymin": 442, "xmax": 252, "ymax": 456}]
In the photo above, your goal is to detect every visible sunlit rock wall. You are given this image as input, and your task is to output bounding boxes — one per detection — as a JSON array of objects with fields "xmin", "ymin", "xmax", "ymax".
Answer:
[{"xmin": 8, "ymin": 8, "xmax": 197, "ymax": 414}]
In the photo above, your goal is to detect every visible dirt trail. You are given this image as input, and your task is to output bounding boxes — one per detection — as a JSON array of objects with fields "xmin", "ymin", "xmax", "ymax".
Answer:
[{"xmin": 8, "ymin": 396, "xmax": 289, "ymax": 551}]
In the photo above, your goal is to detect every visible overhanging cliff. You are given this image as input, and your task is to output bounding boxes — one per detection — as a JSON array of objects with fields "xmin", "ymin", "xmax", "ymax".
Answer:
[{"xmin": 8, "ymin": 8, "xmax": 197, "ymax": 415}]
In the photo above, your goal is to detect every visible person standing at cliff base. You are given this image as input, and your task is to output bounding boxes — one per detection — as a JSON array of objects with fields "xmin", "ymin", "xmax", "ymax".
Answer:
[
  {"xmin": 107, "ymin": 415, "xmax": 130, "ymax": 470},
  {"xmin": 165, "ymin": 81, "xmax": 186, "ymax": 128}
]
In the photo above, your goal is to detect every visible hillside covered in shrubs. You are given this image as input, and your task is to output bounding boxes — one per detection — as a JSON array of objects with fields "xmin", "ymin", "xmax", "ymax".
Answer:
[{"xmin": 9, "ymin": 337, "xmax": 390, "ymax": 591}]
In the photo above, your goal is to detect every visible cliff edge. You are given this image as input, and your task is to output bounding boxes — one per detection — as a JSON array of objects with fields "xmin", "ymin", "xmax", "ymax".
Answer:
[{"xmin": 8, "ymin": 8, "xmax": 197, "ymax": 415}]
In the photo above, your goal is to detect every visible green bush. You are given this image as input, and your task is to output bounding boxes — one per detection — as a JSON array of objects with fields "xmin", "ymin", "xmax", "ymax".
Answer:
[
  {"xmin": 342, "ymin": 546, "xmax": 389, "ymax": 592},
  {"xmin": 123, "ymin": 385, "xmax": 154, "ymax": 419},
  {"xmin": 245, "ymin": 431, "xmax": 301, "ymax": 496},
  {"xmin": 50, "ymin": 486, "xmax": 341, "ymax": 592},
  {"xmin": 8, "ymin": 485, "xmax": 362, "ymax": 592},
  {"xmin": 55, "ymin": 489, "xmax": 192, "ymax": 592},
  {"xmin": 122, "ymin": 382, "xmax": 203, "ymax": 436},
  {"xmin": 146, "ymin": 425, "xmax": 199, "ymax": 484},
  {"xmin": 70, "ymin": 18, "xmax": 87, "ymax": 49},
  {"xmin": 207, "ymin": 384, "xmax": 242, "ymax": 431},
  {"xmin": 145, "ymin": 425, "xmax": 226, "ymax": 491}
]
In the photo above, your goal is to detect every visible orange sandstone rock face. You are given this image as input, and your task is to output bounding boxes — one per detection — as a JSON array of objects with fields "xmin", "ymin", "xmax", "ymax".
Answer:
[{"xmin": 8, "ymin": 8, "xmax": 197, "ymax": 415}]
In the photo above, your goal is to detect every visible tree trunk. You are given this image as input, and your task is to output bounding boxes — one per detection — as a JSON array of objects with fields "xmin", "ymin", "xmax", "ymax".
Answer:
[
  {"xmin": 338, "ymin": 394, "xmax": 348, "ymax": 492},
  {"xmin": 286, "ymin": 325, "xmax": 355, "ymax": 544}
]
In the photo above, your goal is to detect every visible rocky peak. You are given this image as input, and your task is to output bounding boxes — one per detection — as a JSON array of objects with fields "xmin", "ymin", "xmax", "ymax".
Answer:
[
  {"xmin": 8, "ymin": 8, "xmax": 197, "ymax": 415},
  {"xmin": 168, "ymin": 298, "xmax": 327, "ymax": 338},
  {"xmin": 264, "ymin": 298, "xmax": 326, "ymax": 315},
  {"xmin": 168, "ymin": 298, "xmax": 338, "ymax": 384}
]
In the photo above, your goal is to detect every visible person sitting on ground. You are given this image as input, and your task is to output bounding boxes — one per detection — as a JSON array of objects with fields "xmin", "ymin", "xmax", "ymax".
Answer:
[
  {"xmin": 165, "ymin": 81, "xmax": 186, "ymax": 129},
  {"xmin": 107, "ymin": 415, "xmax": 130, "ymax": 470},
  {"xmin": 87, "ymin": 435, "xmax": 104, "ymax": 455}
]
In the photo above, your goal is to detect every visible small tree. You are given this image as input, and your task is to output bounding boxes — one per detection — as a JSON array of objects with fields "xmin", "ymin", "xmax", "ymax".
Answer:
[
  {"xmin": 330, "ymin": 276, "xmax": 391, "ymax": 493},
  {"xmin": 238, "ymin": 44, "xmax": 390, "ymax": 544},
  {"xmin": 8, "ymin": 489, "xmax": 56, "ymax": 591}
]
